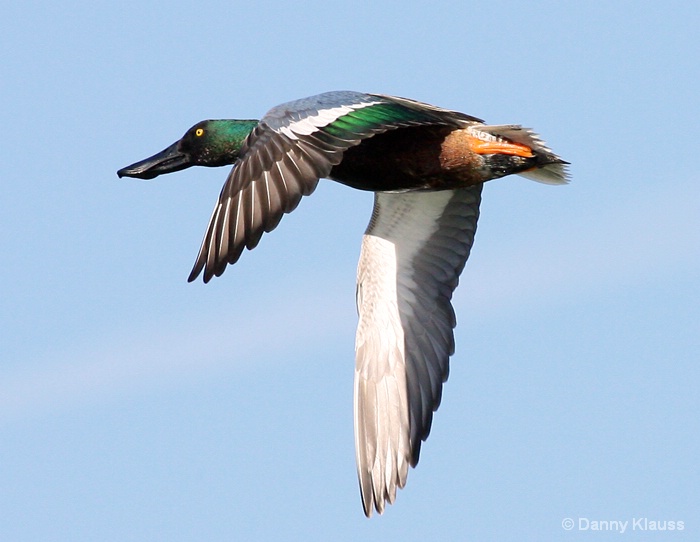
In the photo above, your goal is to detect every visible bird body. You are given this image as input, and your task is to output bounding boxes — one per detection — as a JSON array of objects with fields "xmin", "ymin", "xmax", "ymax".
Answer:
[{"xmin": 118, "ymin": 91, "xmax": 568, "ymax": 516}]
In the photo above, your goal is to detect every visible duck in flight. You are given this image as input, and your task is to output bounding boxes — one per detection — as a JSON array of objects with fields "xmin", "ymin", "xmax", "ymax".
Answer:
[{"xmin": 118, "ymin": 91, "xmax": 569, "ymax": 516}]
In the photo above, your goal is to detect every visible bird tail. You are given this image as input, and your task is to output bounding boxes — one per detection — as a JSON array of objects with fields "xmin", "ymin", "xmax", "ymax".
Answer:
[{"xmin": 474, "ymin": 124, "xmax": 570, "ymax": 185}]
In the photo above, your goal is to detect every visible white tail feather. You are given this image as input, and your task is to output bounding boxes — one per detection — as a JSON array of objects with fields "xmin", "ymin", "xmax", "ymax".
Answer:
[{"xmin": 519, "ymin": 163, "xmax": 570, "ymax": 185}]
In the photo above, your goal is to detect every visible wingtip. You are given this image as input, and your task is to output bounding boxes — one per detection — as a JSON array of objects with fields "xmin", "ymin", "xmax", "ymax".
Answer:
[{"xmin": 187, "ymin": 261, "xmax": 205, "ymax": 283}]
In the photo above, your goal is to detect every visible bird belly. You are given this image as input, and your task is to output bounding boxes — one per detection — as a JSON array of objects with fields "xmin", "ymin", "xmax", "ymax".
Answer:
[{"xmin": 328, "ymin": 126, "xmax": 487, "ymax": 192}]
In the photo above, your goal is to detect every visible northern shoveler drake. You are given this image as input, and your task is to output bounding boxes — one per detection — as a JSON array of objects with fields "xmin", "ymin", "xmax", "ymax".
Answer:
[{"xmin": 118, "ymin": 91, "xmax": 569, "ymax": 517}]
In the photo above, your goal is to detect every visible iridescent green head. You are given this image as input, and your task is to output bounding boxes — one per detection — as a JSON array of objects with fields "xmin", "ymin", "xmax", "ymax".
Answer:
[{"xmin": 118, "ymin": 119, "xmax": 258, "ymax": 179}]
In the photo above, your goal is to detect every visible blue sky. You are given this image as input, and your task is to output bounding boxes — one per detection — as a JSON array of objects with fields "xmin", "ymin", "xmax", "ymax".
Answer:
[{"xmin": 2, "ymin": 1, "xmax": 698, "ymax": 540}]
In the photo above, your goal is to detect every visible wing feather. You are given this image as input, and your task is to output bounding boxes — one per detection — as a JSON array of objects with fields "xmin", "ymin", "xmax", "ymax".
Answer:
[{"xmin": 354, "ymin": 186, "xmax": 482, "ymax": 516}]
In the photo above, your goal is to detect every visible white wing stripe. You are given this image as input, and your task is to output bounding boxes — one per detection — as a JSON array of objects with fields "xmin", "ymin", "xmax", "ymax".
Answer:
[{"xmin": 278, "ymin": 100, "xmax": 383, "ymax": 139}]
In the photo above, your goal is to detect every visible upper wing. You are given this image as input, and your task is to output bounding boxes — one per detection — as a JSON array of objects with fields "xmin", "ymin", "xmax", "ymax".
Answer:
[
  {"xmin": 188, "ymin": 91, "xmax": 476, "ymax": 282},
  {"xmin": 354, "ymin": 185, "xmax": 482, "ymax": 516}
]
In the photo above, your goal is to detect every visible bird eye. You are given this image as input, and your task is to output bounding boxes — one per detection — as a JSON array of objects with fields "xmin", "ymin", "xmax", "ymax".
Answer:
[{"xmin": 195, "ymin": 128, "xmax": 204, "ymax": 137}]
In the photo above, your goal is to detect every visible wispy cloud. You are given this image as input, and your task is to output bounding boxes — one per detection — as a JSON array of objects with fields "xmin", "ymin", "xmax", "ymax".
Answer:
[
  {"xmin": 3, "ymin": 180, "xmax": 697, "ymax": 423},
  {"xmin": 0, "ymin": 295, "xmax": 350, "ymax": 423}
]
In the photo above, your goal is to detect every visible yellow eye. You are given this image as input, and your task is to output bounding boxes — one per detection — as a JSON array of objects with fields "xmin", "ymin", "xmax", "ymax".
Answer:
[{"xmin": 195, "ymin": 128, "xmax": 204, "ymax": 137}]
